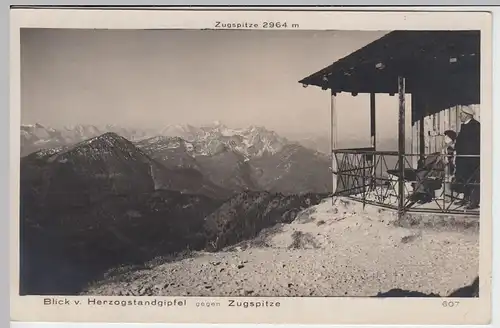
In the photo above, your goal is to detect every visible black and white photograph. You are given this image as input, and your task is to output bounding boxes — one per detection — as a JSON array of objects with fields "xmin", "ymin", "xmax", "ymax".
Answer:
[
  {"xmin": 10, "ymin": 7, "xmax": 493, "ymax": 325},
  {"xmin": 19, "ymin": 27, "xmax": 483, "ymax": 297}
]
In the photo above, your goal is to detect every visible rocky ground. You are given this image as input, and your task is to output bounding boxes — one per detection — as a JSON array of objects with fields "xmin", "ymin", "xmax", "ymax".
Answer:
[{"xmin": 84, "ymin": 198, "xmax": 479, "ymax": 297}]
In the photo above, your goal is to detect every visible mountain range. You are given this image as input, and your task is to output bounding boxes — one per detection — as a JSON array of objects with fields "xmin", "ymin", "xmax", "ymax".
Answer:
[
  {"xmin": 19, "ymin": 122, "xmax": 333, "ymax": 295},
  {"xmin": 21, "ymin": 122, "xmax": 333, "ymax": 195},
  {"xmin": 20, "ymin": 122, "xmax": 329, "ymax": 157}
]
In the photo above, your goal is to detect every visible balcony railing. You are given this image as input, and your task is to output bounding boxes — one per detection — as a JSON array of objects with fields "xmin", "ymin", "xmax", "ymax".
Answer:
[{"xmin": 332, "ymin": 148, "xmax": 480, "ymax": 216}]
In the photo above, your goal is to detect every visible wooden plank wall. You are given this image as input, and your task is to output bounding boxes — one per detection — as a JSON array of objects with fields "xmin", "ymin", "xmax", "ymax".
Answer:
[
  {"xmin": 411, "ymin": 120, "xmax": 420, "ymax": 167},
  {"xmin": 411, "ymin": 104, "xmax": 481, "ymax": 162}
]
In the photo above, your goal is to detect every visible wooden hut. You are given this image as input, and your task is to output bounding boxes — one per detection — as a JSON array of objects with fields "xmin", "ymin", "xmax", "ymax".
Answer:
[{"xmin": 299, "ymin": 30, "xmax": 480, "ymax": 217}]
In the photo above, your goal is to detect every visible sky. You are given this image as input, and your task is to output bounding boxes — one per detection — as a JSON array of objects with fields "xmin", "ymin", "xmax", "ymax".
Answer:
[{"xmin": 21, "ymin": 28, "xmax": 410, "ymax": 148}]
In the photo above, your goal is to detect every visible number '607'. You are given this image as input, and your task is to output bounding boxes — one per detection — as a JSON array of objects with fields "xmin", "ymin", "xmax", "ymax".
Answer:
[{"xmin": 442, "ymin": 301, "xmax": 460, "ymax": 307}]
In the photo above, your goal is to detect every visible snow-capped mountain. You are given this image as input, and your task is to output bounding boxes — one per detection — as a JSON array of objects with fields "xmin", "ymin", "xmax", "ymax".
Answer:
[
  {"xmin": 21, "ymin": 121, "xmax": 293, "ymax": 160},
  {"xmin": 59, "ymin": 124, "xmax": 102, "ymax": 142},
  {"xmin": 133, "ymin": 123, "xmax": 290, "ymax": 192},
  {"xmin": 135, "ymin": 135, "xmax": 259, "ymax": 192},
  {"xmin": 20, "ymin": 122, "xmax": 332, "ymax": 195},
  {"xmin": 20, "ymin": 124, "xmax": 67, "ymax": 156},
  {"xmin": 21, "ymin": 132, "xmax": 230, "ymax": 211},
  {"xmin": 135, "ymin": 134, "xmax": 331, "ymax": 195},
  {"xmin": 20, "ymin": 123, "xmax": 156, "ymax": 157},
  {"xmin": 103, "ymin": 124, "xmax": 156, "ymax": 141},
  {"xmin": 135, "ymin": 136, "xmax": 200, "ymax": 170},
  {"xmin": 159, "ymin": 121, "xmax": 289, "ymax": 158}
]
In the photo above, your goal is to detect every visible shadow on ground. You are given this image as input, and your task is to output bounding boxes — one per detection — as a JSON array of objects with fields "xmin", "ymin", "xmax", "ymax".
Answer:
[{"xmin": 375, "ymin": 277, "xmax": 479, "ymax": 298}]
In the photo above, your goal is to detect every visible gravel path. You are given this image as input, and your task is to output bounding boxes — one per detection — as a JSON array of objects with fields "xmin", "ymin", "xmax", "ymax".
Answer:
[{"xmin": 85, "ymin": 198, "xmax": 479, "ymax": 297}]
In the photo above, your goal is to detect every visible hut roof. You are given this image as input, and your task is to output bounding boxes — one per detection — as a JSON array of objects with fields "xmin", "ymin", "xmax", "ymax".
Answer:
[{"xmin": 298, "ymin": 30, "xmax": 480, "ymax": 97}]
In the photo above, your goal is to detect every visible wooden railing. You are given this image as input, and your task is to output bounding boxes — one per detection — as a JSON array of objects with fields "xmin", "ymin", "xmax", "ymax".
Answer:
[{"xmin": 331, "ymin": 148, "xmax": 480, "ymax": 216}]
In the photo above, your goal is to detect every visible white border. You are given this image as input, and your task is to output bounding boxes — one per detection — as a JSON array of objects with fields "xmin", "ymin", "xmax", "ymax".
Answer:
[{"xmin": 9, "ymin": 7, "xmax": 495, "ymax": 325}]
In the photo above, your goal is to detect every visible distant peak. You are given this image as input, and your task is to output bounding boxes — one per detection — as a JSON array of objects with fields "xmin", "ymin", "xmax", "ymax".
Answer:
[
  {"xmin": 247, "ymin": 125, "xmax": 272, "ymax": 132},
  {"xmin": 21, "ymin": 123, "xmax": 46, "ymax": 129},
  {"xmin": 80, "ymin": 131, "xmax": 126, "ymax": 145},
  {"xmin": 146, "ymin": 135, "xmax": 169, "ymax": 142},
  {"xmin": 146, "ymin": 135, "xmax": 184, "ymax": 143},
  {"xmin": 101, "ymin": 131, "xmax": 121, "ymax": 138},
  {"xmin": 102, "ymin": 132, "xmax": 134, "ymax": 143}
]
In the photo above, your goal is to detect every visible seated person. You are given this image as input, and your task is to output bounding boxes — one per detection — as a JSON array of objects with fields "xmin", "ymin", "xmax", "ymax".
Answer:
[
  {"xmin": 408, "ymin": 152, "xmax": 446, "ymax": 204},
  {"xmin": 407, "ymin": 130, "xmax": 457, "ymax": 205}
]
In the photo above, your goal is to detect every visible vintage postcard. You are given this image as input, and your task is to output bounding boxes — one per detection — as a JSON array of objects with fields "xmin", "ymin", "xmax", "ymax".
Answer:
[{"xmin": 10, "ymin": 7, "xmax": 493, "ymax": 325}]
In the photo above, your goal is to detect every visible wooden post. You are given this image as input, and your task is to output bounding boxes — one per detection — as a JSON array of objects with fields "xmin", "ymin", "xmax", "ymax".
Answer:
[
  {"xmin": 398, "ymin": 76, "xmax": 406, "ymax": 218},
  {"xmin": 410, "ymin": 93, "xmax": 417, "ymax": 169},
  {"xmin": 419, "ymin": 116, "xmax": 425, "ymax": 162},
  {"xmin": 369, "ymin": 92, "xmax": 376, "ymax": 189},
  {"xmin": 370, "ymin": 93, "xmax": 376, "ymax": 149},
  {"xmin": 331, "ymin": 90, "xmax": 338, "ymax": 199},
  {"xmin": 331, "ymin": 90, "xmax": 337, "ymax": 151}
]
